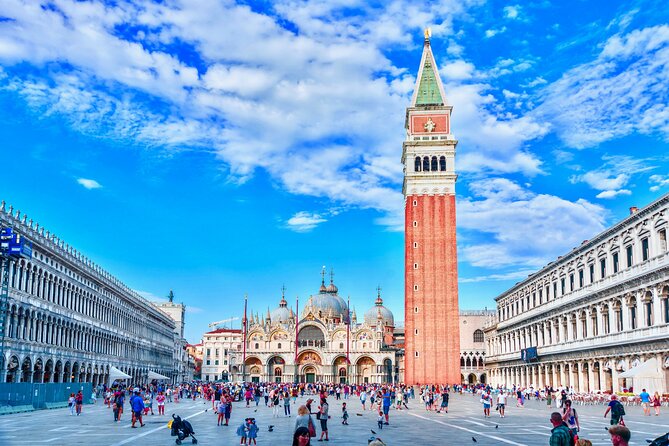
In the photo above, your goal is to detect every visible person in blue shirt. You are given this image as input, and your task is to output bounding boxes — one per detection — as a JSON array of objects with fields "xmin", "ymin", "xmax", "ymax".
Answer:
[
  {"xmin": 381, "ymin": 389, "xmax": 391, "ymax": 425},
  {"xmin": 639, "ymin": 388, "xmax": 651, "ymax": 416},
  {"xmin": 130, "ymin": 390, "xmax": 145, "ymax": 428}
]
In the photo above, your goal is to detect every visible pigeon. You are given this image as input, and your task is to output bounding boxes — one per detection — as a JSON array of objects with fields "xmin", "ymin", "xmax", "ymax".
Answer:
[
  {"xmin": 371, "ymin": 430, "xmax": 377, "ymax": 434},
  {"xmin": 254, "ymin": 409, "xmax": 257, "ymax": 412},
  {"xmin": 495, "ymin": 425, "xmax": 498, "ymax": 429},
  {"xmin": 356, "ymin": 413, "xmax": 363, "ymax": 416},
  {"xmin": 472, "ymin": 437, "xmax": 477, "ymax": 442},
  {"xmin": 268, "ymin": 425, "xmax": 274, "ymax": 432}
]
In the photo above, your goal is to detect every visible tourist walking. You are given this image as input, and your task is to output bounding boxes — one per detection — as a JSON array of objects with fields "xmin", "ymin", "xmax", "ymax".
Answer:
[
  {"xmin": 496, "ymin": 391, "xmax": 506, "ymax": 418},
  {"xmin": 75, "ymin": 390, "xmax": 83, "ymax": 415},
  {"xmin": 68, "ymin": 393, "xmax": 76, "ymax": 416},
  {"xmin": 604, "ymin": 395, "xmax": 625, "ymax": 426},
  {"xmin": 130, "ymin": 390, "xmax": 145, "ymax": 428},
  {"xmin": 272, "ymin": 391, "xmax": 281, "ymax": 418},
  {"xmin": 360, "ymin": 390, "xmax": 367, "ymax": 410},
  {"xmin": 284, "ymin": 391, "xmax": 292, "ymax": 417},
  {"xmin": 640, "ymin": 388, "xmax": 651, "ymax": 416},
  {"xmin": 294, "ymin": 405, "xmax": 311, "ymax": 432},
  {"xmin": 341, "ymin": 402, "xmax": 349, "ymax": 425},
  {"xmin": 236, "ymin": 418, "xmax": 250, "ymax": 445},
  {"xmin": 562, "ymin": 400, "xmax": 580, "ymax": 440},
  {"xmin": 652, "ymin": 391, "xmax": 661, "ymax": 416},
  {"xmin": 317, "ymin": 397, "xmax": 329, "ymax": 442},
  {"xmin": 481, "ymin": 391, "xmax": 492, "ymax": 418},
  {"xmin": 381, "ymin": 388, "xmax": 391, "ymax": 425},
  {"xmin": 549, "ymin": 412, "xmax": 572, "ymax": 446}
]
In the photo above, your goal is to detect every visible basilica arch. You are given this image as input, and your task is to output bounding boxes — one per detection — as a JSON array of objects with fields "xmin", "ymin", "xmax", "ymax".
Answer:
[
  {"xmin": 356, "ymin": 356, "xmax": 375, "ymax": 384},
  {"xmin": 297, "ymin": 350, "xmax": 322, "ymax": 383}
]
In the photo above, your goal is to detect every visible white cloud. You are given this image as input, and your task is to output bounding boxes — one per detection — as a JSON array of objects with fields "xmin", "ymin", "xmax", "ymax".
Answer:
[
  {"xmin": 649, "ymin": 174, "xmax": 669, "ymax": 192},
  {"xmin": 503, "ymin": 5, "xmax": 520, "ymax": 19},
  {"xmin": 285, "ymin": 211, "xmax": 327, "ymax": 232},
  {"xmin": 76, "ymin": 178, "xmax": 102, "ymax": 189},
  {"xmin": 485, "ymin": 27, "xmax": 507, "ymax": 38},
  {"xmin": 440, "ymin": 60, "xmax": 476, "ymax": 80},
  {"xmin": 569, "ymin": 155, "xmax": 654, "ymax": 197},
  {"xmin": 536, "ymin": 24, "xmax": 669, "ymax": 148},
  {"xmin": 596, "ymin": 189, "xmax": 632, "ymax": 199},
  {"xmin": 458, "ymin": 178, "xmax": 607, "ymax": 268},
  {"xmin": 460, "ymin": 269, "xmax": 537, "ymax": 283}
]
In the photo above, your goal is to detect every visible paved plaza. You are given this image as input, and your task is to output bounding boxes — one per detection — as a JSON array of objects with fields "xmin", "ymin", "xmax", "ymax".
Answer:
[{"xmin": 0, "ymin": 393, "xmax": 666, "ymax": 445}]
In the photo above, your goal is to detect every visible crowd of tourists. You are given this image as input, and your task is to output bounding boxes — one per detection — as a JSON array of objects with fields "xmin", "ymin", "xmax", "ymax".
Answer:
[{"xmin": 76, "ymin": 380, "xmax": 666, "ymax": 446}]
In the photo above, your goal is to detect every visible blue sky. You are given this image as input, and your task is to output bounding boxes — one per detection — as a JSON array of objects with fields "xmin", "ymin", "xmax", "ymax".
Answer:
[{"xmin": 1, "ymin": 0, "xmax": 669, "ymax": 343}]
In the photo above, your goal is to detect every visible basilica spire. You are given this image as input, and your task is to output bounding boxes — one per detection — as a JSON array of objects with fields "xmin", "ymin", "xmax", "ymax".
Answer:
[{"xmin": 410, "ymin": 28, "xmax": 447, "ymax": 107}]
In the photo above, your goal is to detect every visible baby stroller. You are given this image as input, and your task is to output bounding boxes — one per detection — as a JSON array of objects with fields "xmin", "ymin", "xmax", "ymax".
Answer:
[
  {"xmin": 647, "ymin": 432, "xmax": 669, "ymax": 446},
  {"xmin": 170, "ymin": 414, "xmax": 197, "ymax": 444}
]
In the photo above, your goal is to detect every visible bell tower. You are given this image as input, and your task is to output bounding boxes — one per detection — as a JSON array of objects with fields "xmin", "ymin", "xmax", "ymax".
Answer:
[{"xmin": 402, "ymin": 29, "xmax": 460, "ymax": 385}]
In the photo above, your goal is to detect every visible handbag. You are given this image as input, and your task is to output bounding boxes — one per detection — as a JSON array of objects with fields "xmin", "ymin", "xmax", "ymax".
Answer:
[{"xmin": 307, "ymin": 415, "xmax": 316, "ymax": 437}]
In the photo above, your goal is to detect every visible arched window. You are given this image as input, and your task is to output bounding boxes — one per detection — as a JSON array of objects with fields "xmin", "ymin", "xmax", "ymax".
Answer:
[
  {"xmin": 431, "ymin": 156, "xmax": 438, "ymax": 171},
  {"xmin": 439, "ymin": 156, "xmax": 446, "ymax": 171},
  {"xmin": 254, "ymin": 343, "xmax": 259, "ymax": 349},
  {"xmin": 478, "ymin": 357, "xmax": 484, "ymax": 368},
  {"xmin": 473, "ymin": 329, "xmax": 484, "ymax": 343},
  {"xmin": 414, "ymin": 156, "xmax": 421, "ymax": 172},
  {"xmin": 277, "ymin": 343, "xmax": 282, "ymax": 349},
  {"xmin": 339, "ymin": 342, "xmax": 344, "ymax": 349},
  {"xmin": 423, "ymin": 156, "xmax": 430, "ymax": 172},
  {"xmin": 460, "ymin": 357, "xmax": 465, "ymax": 367},
  {"xmin": 465, "ymin": 357, "xmax": 471, "ymax": 367}
]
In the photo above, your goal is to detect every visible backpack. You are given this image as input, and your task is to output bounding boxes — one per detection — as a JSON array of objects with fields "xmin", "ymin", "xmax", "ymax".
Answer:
[
  {"xmin": 567, "ymin": 428, "xmax": 577, "ymax": 446},
  {"xmin": 612, "ymin": 400, "xmax": 625, "ymax": 417}
]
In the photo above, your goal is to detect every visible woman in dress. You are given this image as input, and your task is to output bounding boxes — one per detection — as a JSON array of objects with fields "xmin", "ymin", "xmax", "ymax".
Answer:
[{"xmin": 652, "ymin": 391, "xmax": 661, "ymax": 416}]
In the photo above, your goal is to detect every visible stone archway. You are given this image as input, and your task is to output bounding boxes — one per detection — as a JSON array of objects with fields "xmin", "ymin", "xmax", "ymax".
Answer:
[
  {"xmin": 33, "ymin": 357, "xmax": 43, "ymax": 383},
  {"xmin": 468, "ymin": 373, "xmax": 477, "ymax": 385},
  {"xmin": 63, "ymin": 361, "xmax": 71, "ymax": 383},
  {"xmin": 356, "ymin": 356, "xmax": 375, "ymax": 384},
  {"xmin": 267, "ymin": 356, "xmax": 285, "ymax": 383},
  {"xmin": 6, "ymin": 356, "xmax": 19, "ymax": 383},
  {"xmin": 54, "ymin": 360, "xmax": 62, "ymax": 383},
  {"xmin": 245, "ymin": 357, "xmax": 262, "ymax": 383},
  {"xmin": 333, "ymin": 356, "xmax": 348, "ymax": 384},
  {"xmin": 20, "ymin": 357, "xmax": 32, "ymax": 382},
  {"xmin": 44, "ymin": 359, "xmax": 53, "ymax": 383},
  {"xmin": 297, "ymin": 351, "xmax": 322, "ymax": 383}
]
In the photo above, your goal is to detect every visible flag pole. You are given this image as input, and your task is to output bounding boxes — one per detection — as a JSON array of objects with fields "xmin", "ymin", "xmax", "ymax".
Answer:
[
  {"xmin": 242, "ymin": 293, "xmax": 248, "ymax": 383},
  {"xmin": 294, "ymin": 294, "xmax": 299, "ymax": 383}
]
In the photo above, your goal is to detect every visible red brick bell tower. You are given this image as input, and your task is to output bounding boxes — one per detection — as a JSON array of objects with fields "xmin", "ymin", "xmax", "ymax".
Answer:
[{"xmin": 403, "ymin": 30, "xmax": 460, "ymax": 386}]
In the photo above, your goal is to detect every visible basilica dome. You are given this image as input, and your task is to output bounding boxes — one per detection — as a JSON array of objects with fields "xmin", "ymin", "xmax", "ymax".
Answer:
[
  {"xmin": 270, "ymin": 294, "xmax": 291, "ymax": 324},
  {"xmin": 364, "ymin": 292, "xmax": 394, "ymax": 327},
  {"xmin": 302, "ymin": 271, "xmax": 348, "ymax": 320}
]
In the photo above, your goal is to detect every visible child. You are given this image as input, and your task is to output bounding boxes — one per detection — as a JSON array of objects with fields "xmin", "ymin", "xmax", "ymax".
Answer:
[
  {"xmin": 377, "ymin": 410, "xmax": 384, "ymax": 430},
  {"xmin": 156, "ymin": 392, "xmax": 166, "ymax": 416},
  {"xmin": 236, "ymin": 418, "xmax": 250, "ymax": 445},
  {"xmin": 342, "ymin": 402, "xmax": 349, "ymax": 425},
  {"xmin": 247, "ymin": 418, "xmax": 259, "ymax": 445}
]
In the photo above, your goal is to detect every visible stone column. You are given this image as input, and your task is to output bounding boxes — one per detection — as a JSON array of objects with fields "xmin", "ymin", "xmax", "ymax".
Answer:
[
  {"xmin": 621, "ymin": 300, "xmax": 630, "ymax": 331},
  {"xmin": 653, "ymin": 287, "xmax": 662, "ymax": 327},
  {"xmin": 587, "ymin": 361, "xmax": 595, "ymax": 393},
  {"xmin": 611, "ymin": 365, "xmax": 619, "ymax": 393},
  {"xmin": 598, "ymin": 362, "xmax": 606, "ymax": 392}
]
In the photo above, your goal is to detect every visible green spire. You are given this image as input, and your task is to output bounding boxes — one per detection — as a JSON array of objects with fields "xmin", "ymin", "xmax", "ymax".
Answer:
[{"xmin": 415, "ymin": 50, "xmax": 443, "ymax": 106}]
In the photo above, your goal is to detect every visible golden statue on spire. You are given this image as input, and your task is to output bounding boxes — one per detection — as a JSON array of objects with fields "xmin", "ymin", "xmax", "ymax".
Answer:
[{"xmin": 424, "ymin": 27, "xmax": 432, "ymax": 40}]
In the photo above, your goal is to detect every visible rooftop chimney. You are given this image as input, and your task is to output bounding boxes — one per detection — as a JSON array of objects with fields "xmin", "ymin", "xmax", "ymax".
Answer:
[{"xmin": 630, "ymin": 206, "xmax": 639, "ymax": 215}]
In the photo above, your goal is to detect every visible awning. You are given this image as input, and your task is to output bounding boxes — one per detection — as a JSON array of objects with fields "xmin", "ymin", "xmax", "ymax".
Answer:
[
  {"xmin": 109, "ymin": 366, "xmax": 131, "ymax": 382},
  {"xmin": 148, "ymin": 371, "xmax": 171, "ymax": 380},
  {"xmin": 619, "ymin": 358, "xmax": 666, "ymax": 393},
  {"xmin": 620, "ymin": 357, "xmax": 660, "ymax": 378}
]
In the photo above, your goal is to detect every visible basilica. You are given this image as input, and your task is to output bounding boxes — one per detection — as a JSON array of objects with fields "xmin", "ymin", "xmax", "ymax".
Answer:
[{"xmin": 235, "ymin": 272, "xmax": 397, "ymax": 384}]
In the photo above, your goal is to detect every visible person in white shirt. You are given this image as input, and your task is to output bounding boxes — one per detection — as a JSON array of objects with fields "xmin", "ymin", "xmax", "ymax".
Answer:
[{"xmin": 497, "ymin": 392, "xmax": 507, "ymax": 418}]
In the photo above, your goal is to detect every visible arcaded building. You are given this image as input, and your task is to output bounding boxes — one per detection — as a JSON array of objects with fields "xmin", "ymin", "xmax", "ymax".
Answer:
[
  {"xmin": 0, "ymin": 201, "xmax": 176, "ymax": 385},
  {"xmin": 485, "ymin": 195, "xmax": 669, "ymax": 393},
  {"xmin": 403, "ymin": 31, "xmax": 460, "ymax": 385},
  {"xmin": 460, "ymin": 310, "xmax": 495, "ymax": 385}
]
